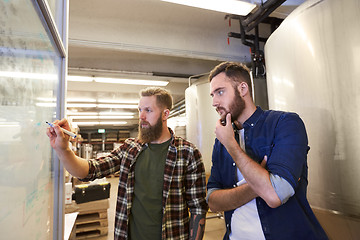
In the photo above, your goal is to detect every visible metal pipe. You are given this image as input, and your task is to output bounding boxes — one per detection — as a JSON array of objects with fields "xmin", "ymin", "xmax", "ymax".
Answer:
[
  {"xmin": 245, "ymin": 0, "xmax": 286, "ymax": 32},
  {"xmin": 188, "ymin": 72, "xmax": 209, "ymax": 87},
  {"xmin": 242, "ymin": 0, "xmax": 286, "ymax": 27},
  {"xmin": 228, "ymin": 32, "xmax": 267, "ymax": 43}
]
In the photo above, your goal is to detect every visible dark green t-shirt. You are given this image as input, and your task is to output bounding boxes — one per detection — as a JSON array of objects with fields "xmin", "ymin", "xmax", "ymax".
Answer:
[{"xmin": 129, "ymin": 139, "xmax": 171, "ymax": 240}]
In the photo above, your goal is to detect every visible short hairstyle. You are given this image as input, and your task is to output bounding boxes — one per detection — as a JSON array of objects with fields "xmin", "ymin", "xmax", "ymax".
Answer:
[
  {"xmin": 139, "ymin": 87, "xmax": 173, "ymax": 110},
  {"xmin": 209, "ymin": 61, "xmax": 252, "ymax": 97}
]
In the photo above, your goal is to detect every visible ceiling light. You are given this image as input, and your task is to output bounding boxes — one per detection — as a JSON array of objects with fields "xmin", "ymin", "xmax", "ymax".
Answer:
[
  {"xmin": 96, "ymin": 104, "xmax": 138, "ymax": 109},
  {"xmin": 99, "ymin": 111, "xmax": 134, "ymax": 116},
  {"xmin": 67, "ymin": 75, "xmax": 168, "ymax": 86},
  {"xmin": 67, "ymin": 76, "xmax": 93, "ymax": 82},
  {"xmin": 95, "ymin": 77, "xmax": 168, "ymax": 86},
  {"xmin": 98, "ymin": 99, "xmax": 139, "ymax": 104},
  {"xmin": 70, "ymin": 116, "xmax": 134, "ymax": 120},
  {"xmin": 74, "ymin": 121, "xmax": 128, "ymax": 126},
  {"xmin": 161, "ymin": 0, "xmax": 256, "ymax": 16},
  {"xmin": 67, "ymin": 111, "xmax": 98, "ymax": 116},
  {"xmin": 0, "ymin": 71, "xmax": 57, "ymax": 80},
  {"xmin": 36, "ymin": 102, "xmax": 56, "ymax": 107},
  {"xmin": 67, "ymin": 103, "xmax": 138, "ymax": 109},
  {"xmin": 67, "ymin": 98, "xmax": 97, "ymax": 102},
  {"xmin": 37, "ymin": 97, "xmax": 56, "ymax": 102},
  {"xmin": 67, "ymin": 111, "xmax": 135, "ymax": 116},
  {"xmin": 67, "ymin": 103, "xmax": 97, "ymax": 108}
]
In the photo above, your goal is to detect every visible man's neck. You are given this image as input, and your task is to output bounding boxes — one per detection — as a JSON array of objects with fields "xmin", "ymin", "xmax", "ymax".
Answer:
[{"xmin": 238, "ymin": 103, "xmax": 257, "ymax": 125}]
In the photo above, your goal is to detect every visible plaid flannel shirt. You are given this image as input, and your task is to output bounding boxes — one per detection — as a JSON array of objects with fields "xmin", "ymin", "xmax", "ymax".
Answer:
[{"xmin": 81, "ymin": 128, "xmax": 208, "ymax": 239}]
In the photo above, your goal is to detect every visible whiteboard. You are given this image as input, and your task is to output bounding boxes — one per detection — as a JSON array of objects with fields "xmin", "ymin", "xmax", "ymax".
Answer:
[{"xmin": 0, "ymin": 1, "xmax": 62, "ymax": 239}]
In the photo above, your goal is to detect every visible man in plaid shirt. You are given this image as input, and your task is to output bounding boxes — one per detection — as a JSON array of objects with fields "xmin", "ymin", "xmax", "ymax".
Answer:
[{"xmin": 46, "ymin": 87, "xmax": 208, "ymax": 239}]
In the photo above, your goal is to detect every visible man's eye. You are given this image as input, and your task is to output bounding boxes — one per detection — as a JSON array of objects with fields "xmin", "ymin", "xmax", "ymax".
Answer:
[{"xmin": 218, "ymin": 90, "xmax": 223, "ymax": 95}]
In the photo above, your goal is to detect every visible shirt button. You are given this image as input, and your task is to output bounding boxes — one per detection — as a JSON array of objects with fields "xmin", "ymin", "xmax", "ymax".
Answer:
[
  {"xmin": 233, "ymin": 184, "xmax": 236, "ymax": 187},
  {"xmin": 233, "ymin": 163, "xmax": 236, "ymax": 166},
  {"xmin": 251, "ymin": 123, "xmax": 254, "ymax": 127}
]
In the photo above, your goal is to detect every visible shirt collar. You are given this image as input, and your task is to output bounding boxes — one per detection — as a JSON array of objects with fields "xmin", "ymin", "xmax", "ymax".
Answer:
[{"xmin": 243, "ymin": 106, "xmax": 264, "ymax": 129}]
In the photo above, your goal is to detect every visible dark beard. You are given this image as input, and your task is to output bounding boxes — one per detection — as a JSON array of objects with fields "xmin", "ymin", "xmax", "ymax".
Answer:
[
  {"xmin": 218, "ymin": 87, "xmax": 245, "ymax": 123},
  {"xmin": 229, "ymin": 88, "xmax": 245, "ymax": 121},
  {"xmin": 137, "ymin": 114, "xmax": 163, "ymax": 143}
]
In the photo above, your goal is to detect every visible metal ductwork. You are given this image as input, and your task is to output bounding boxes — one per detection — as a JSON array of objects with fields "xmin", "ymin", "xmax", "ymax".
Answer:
[{"xmin": 225, "ymin": 0, "xmax": 286, "ymax": 78}]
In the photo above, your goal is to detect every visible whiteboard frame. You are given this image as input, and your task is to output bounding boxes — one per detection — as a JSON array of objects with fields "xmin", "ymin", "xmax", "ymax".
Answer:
[{"xmin": 32, "ymin": 0, "xmax": 68, "ymax": 239}]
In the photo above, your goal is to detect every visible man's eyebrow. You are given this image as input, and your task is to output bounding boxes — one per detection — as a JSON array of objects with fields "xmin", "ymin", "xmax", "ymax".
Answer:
[{"xmin": 210, "ymin": 87, "xmax": 224, "ymax": 96}]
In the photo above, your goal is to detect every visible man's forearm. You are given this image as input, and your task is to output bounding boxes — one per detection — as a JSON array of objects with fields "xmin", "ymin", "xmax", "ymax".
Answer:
[
  {"xmin": 190, "ymin": 214, "xmax": 206, "ymax": 240},
  {"xmin": 57, "ymin": 148, "xmax": 89, "ymax": 179},
  {"xmin": 208, "ymin": 184, "xmax": 257, "ymax": 212},
  {"xmin": 226, "ymin": 143, "xmax": 281, "ymax": 208}
]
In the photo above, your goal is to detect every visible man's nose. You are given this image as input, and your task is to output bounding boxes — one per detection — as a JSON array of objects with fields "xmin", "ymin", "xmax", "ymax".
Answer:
[
  {"xmin": 212, "ymin": 97, "xmax": 219, "ymax": 107},
  {"xmin": 139, "ymin": 111, "xmax": 146, "ymax": 120}
]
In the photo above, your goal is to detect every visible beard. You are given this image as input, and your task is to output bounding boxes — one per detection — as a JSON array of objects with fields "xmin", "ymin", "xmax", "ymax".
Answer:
[
  {"xmin": 137, "ymin": 113, "xmax": 164, "ymax": 143},
  {"xmin": 216, "ymin": 87, "xmax": 245, "ymax": 123}
]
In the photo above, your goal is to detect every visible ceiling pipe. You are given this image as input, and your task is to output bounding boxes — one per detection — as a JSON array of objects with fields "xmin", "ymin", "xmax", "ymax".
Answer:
[
  {"xmin": 225, "ymin": 0, "xmax": 285, "ymax": 79},
  {"xmin": 242, "ymin": 0, "xmax": 287, "ymax": 32},
  {"xmin": 188, "ymin": 72, "xmax": 209, "ymax": 87}
]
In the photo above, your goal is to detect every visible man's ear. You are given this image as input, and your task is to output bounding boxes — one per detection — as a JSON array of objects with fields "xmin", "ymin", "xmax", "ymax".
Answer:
[
  {"xmin": 163, "ymin": 109, "xmax": 170, "ymax": 120},
  {"xmin": 237, "ymin": 82, "xmax": 248, "ymax": 97}
]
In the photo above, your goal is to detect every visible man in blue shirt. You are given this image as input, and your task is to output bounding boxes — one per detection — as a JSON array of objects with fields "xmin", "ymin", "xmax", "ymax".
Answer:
[{"xmin": 207, "ymin": 62, "xmax": 328, "ymax": 240}]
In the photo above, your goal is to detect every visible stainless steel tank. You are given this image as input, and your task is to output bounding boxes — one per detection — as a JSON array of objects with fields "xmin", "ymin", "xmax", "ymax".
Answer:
[
  {"xmin": 81, "ymin": 143, "xmax": 93, "ymax": 160},
  {"xmin": 185, "ymin": 77, "xmax": 218, "ymax": 174},
  {"xmin": 265, "ymin": 0, "xmax": 360, "ymax": 232}
]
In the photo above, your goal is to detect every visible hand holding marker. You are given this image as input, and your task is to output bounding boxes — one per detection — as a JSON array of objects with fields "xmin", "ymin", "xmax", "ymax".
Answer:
[{"xmin": 46, "ymin": 121, "xmax": 77, "ymax": 138}]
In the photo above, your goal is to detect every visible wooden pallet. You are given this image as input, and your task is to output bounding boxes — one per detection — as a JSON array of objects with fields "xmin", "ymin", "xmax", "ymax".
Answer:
[
  {"xmin": 75, "ymin": 210, "xmax": 108, "ymax": 239},
  {"xmin": 76, "ymin": 227, "xmax": 108, "ymax": 239},
  {"xmin": 65, "ymin": 199, "xmax": 109, "ymax": 214}
]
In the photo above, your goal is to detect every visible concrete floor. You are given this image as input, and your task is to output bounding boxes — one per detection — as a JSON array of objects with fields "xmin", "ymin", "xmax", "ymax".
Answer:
[
  {"xmin": 80, "ymin": 175, "xmax": 360, "ymax": 240},
  {"xmin": 96, "ymin": 176, "xmax": 226, "ymax": 240}
]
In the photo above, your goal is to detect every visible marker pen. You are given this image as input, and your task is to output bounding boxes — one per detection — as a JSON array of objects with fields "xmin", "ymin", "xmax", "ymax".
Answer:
[{"xmin": 46, "ymin": 121, "xmax": 77, "ymax": 138}]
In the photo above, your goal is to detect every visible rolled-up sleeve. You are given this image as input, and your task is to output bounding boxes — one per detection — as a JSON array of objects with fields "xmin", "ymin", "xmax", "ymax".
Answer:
[{"xmin": 79, "ymin": 146, "xmax": 123, "ymax": 182}]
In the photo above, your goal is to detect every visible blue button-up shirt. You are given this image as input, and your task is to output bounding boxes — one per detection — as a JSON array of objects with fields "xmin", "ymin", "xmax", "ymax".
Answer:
[{"xmin": 207, "ymin": 107, "xmax": 328, "ymax": 240}]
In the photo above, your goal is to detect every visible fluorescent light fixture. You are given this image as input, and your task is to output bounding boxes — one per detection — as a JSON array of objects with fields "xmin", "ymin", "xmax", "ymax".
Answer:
[
  {"xmin": 67, "ymin": 103, "xmax": 137, "ymax": 108},
  {"xmin": 0, "ymin": 122, "xmax": 20, "ymax": 127},
  {"xmin": 67, "ymin": 98, "xmax": 97, "ymax": 103},
  {"xmin": 36, "ymin": 102, "xmax": 56, "ymax": 107},
  {"xmin": 67, "ymin": 103, "xmax": 97, "ymax": 108},
  {"xmin": 67, "ymin": 75, "xmax": 168, "ymax": 86},
  {"xmin": 161, "ymin": 0, "xmax": 256, "ymax": 16},
  {"xmin": 67, "ymin": 111, "xmax": 98, "ymax": 116},
  {"xmin": 67, "ymin": 76, "xmax": 93, "ymax": 82},
  {"xmin": 0, "ymin": 71, "xmax": 57, "ymax": 80},
  {"xmin": 74, "ymin": 121, "xmax": 128, "ymax": 126},
  {"xmin": 98, "ymin": 99, "xmax": 139, "ymax": 104},
  {"xmin": 37, "ymin": 97, "xmax": 56, "ymax": 102},
  {"xmin": 70, "ymin": 115, "xmax": 134, "ymax": 120},
  {"xmin": 67, "ymin": 98, "xmax": 139, "ymax": 104},
  {"xmin": 97, "ymin": 104, "xmax": 138, "ymax": 109},
  {"xmin": 95, "ymin": 77, "xmax": 168, "ymax": 86},
  {"xmin": 99, "ymin": 111, "xmax": 134, "ymax": 116},
  {"xmin": 67, "ymin": 111, "xmax": 135, "ymax": 116}
]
